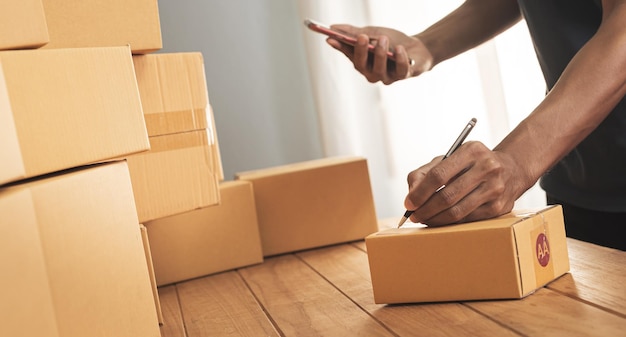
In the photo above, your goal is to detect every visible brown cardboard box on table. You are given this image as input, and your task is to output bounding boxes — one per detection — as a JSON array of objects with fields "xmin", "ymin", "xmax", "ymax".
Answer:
[
  {"xmin": 366, "ymin": 205, "xmax": 570, "ymax": 304},
  {"xmin": 145, "ymin": 180, "xmax": 263, "ymax": 286},
  {"xmin": 235, "ymin": 156, "xmax": 379, "ymax": 256},
  {"xmin": 0, "ymin": 161, "xmax": 160, "ymax": 337},
  {"xmin": 0, "ymin": 0, "xmax": 49, "ymax": 50},
  {"xmin": 0, "ymin": 46, "xmax": 149, "ymax": 186},
  {"xmin": 41, "ymin": 0, "xmax": 162, "ymax": 54},
  {"xmin": 127, "ymin": 52, "xmax": 221, "ymax": 223}
]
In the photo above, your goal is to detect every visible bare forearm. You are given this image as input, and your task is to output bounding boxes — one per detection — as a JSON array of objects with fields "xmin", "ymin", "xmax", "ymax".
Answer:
[
  {"xmin": 494, "ymin": 2, "xmax": 626, "ymax": 191},
  {"xmin": 415, "ymin": 0, "xmax": 521, "ymax": 67}
]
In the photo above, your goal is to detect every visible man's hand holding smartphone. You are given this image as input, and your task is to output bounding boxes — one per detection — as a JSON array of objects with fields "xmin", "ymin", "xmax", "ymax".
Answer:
[{"xmin": 304, "ymin": 19, "xmax": 432, "ymax": 85}]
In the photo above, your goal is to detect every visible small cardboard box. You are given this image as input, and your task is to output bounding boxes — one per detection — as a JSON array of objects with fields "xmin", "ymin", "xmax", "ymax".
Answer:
[
  {"xmin": 235, "ymin": 156, "xmax": 379, "ymax": 256},
  {"xmin": 366, "ymin": 205, "xmax": 570, "ymax": 304},
  {"xmin": 41, "ymin": 0, "xmax": 162, "ymax": 54},
  {"xmin": 0, "ymin": 46, "xmax": 149, "ymax": 186},
  {"xmin": 0, "ymin": 0, "xmax": 49, "ymax": 50},
  {"xmin": 145, "ymin": 180, "xmax": 263, "ymax": 286},
  {"xmin": 125, "ymin": 129, "xmax": 220, "ymax": 223},
  {"xmin": 0, "ymin": 161, "xmax": 160, "ymax": 337}
]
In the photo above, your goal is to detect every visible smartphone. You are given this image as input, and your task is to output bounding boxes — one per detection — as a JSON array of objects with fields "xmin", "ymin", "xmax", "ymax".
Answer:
[{"xmin": 304, "ymin": 18, "xmax": 412, "ymax": 65}]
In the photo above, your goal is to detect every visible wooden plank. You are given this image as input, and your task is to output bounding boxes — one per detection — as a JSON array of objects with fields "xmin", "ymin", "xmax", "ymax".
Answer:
[
  {"xmin": 158, "ymin": 286, "xmax": 187, "ymax": 337},
  {"xmin": 238, "ymin": 254, "xmax": 394, "ymax": 337},
  {"xmin": 467, "ymin": 288, "xmax": 626, "ymax": 336},
  {"xmin": 547, "ymin": 239, "xmax": 626, "ymax": 317},
  {"xmin": 176, "ymin": 271, "xmax": 279, "ymax": 337},
  {"xmin": 297, "ymin": 244, "xmax": 521, "ymax": 337}
]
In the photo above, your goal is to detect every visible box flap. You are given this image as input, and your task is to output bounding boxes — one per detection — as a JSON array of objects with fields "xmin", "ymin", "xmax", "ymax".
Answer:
[
  {"xmin": 0, "ymin": 63, "xmax": 26, "ymax": 185},
  {"xmin": 0, "ymin": 0, "xmax": 49, "ymax": 50},
  {"xmin": 0, "ymin": 188, "xmax": 59, "ymax": 337}
]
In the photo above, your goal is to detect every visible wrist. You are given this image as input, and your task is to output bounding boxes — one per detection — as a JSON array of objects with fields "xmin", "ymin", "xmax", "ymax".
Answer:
[{"xmin": 406, "ymin": 36, "xmax": 435, "ymax": 77}]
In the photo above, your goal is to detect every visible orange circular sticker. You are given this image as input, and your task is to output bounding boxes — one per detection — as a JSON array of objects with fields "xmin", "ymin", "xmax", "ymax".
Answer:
[{"xmin": 536, "ymin": 233, "xmax": 550, "ymax": 267}]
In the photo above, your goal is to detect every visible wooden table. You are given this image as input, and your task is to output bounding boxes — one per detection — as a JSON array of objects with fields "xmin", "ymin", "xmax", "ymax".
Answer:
[{"xmin": 158, "ymin": 227, "xmax": 626, "ymax": 336}]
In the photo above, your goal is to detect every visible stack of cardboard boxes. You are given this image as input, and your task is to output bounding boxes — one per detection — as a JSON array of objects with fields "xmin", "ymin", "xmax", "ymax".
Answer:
[
  {"xmin": 1, "ymin": 0, "xmax": 220, "ymax": 336},
  {"xmin": 1, "ymin": 1, "xmax": 382, "ymax": 335}
]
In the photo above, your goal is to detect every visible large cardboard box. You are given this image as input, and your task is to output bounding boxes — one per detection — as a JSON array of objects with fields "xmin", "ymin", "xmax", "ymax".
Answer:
[
  {"xmin": 0, "ymin": 46, "xmax": 149, "ymax": 186},
  {"xmin": 366, "ymin": 206, "xmax": 570, "ymax": 304},
  {"xmin": 235, "ymin": 156, "xmax": 379, "ymax": 256},
  {"xmin": 0, "ymin": 161, "xmax": 160, "ymax": 337},
  {"xmin": 0, "ymin": 0, "xmax": 49, "ymax": 50},
  {"xmin": 41, "ymin": 0, "xmax": 162, "ymax": 54},
  {"xmin": 145, "ymin": 180, "xmax": 263, "ymax": 286},
  {"xmin": 127, "ymin": 52, "xmax": 222, "ymax": 222}
]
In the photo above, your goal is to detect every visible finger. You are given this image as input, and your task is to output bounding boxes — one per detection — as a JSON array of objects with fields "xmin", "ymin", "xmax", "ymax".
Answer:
[
  {"xmin": 418, "ymin": 181, "xmax": 487, "ymax": 226},
  {"xmin": 404, "ymin": 157, "xmax": 443, "ymax": 210},
  {"xmin": 353, "ymin": 34, "xmax": 372, "ymax": 77},
  {"xmin": 326, "ymin": 38, "xmax": 354, "ymax": 59},
  {"xmin": 393, "ymin": 45, "xmax": 412, "ymax": 80},
  {"xmin": 425, "ymin": 181, "xmax": 513, "ymax": 226},
  {"xmin": 410, "ymin": 166, "xmax": 481, "ymax": 224},
  {"xmin": 372, "ymin": 36, "xmax": 391, "ymax": 83}
]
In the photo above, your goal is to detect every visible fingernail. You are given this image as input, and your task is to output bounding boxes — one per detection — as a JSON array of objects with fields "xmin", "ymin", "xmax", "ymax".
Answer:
[{"xmin": 379, "ymin": 36, "xmax": 388, "ymax": 48}]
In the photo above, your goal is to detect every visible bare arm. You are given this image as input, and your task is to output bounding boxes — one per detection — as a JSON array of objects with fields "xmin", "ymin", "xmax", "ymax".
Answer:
[
  {"xmin": 406, "ymin": 0, "xmax": 626, "ymax": 225},
  {"xmin": 495, "ymin": 0, "xmax": 626, "ymax": 188},
  {"xmin": 415, "ymin": 0, "xmax": 521, "ymax": 67},
  {"xmin": 328, "ymin": 0, "xmax": 521, "ymax": 83}
]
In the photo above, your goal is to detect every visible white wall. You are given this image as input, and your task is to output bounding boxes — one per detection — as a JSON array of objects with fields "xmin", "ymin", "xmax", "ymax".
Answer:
[{"xmin": 157, "ymin": 0, "xmax": 324, "ymax": 179}]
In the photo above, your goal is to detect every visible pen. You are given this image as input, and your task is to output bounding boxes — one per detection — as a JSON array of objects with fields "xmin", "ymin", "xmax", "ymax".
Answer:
[{"xmin": 396, "ymin": 117, "xmax": 477, "ymax": 228}]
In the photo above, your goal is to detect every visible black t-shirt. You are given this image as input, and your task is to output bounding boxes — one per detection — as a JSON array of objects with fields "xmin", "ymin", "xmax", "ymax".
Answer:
[{"xmin": 518, "ymin": 0, "xmax": 626, "ymax": 212}]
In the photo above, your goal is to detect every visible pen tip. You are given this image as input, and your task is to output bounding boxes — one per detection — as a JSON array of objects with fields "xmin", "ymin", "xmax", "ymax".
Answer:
[{"xmin": 396, "ymin": 216, "xmax": 408, "ymax": 228}]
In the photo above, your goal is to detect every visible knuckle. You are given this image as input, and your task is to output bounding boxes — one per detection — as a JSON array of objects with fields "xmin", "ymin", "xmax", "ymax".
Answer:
[
  {"xmin": 427, "ymin": 166, "xmax": 447, "ymax": 186},
  {"xmin": 437, "ymin": 187, "xmax": 457, "ymax": 205},
  {"xmin": 446, "ymin": 205, "xmax": 466, "ymax": 223}
]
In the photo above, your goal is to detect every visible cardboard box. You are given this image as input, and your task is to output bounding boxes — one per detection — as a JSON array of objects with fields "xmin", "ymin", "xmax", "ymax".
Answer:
[
  {"xmin": 365, "ymin": 205, "xmax": 570, "ymax": 304},
  {"xmin": 41, "ymin": 0, "xmax": 162, "ymax": 54},
  {"xmin": 0, "ymin": 46, "xmax": 149, "ymax": 186},
  {"xmin": 0, "ymin": 161, "xmax": 160, "ymax": 337},
  {"xmin": 235, "ymin": 156, "xmax": 379, "ymax": 256},
  {"xmin": 133, "ymin": 52, "xmax": 210, "ymax": 137},
  {"xmin": 140, "ymin": 224, "xmax": 164, "ymax": 325},
  {"xmin": 0, "ymin": 0, "xmax": 49, "ymax": 50},
  {"xmin": 127, "ymin": 52, "xmax": 222, "ymax": 222},
  {"xmin": 126, "ymin": 130, "xmax": 220, "ymax": 223},
  {"xmin": 145, "ymin": 180, "xmax": 263, "ymax": 286}
]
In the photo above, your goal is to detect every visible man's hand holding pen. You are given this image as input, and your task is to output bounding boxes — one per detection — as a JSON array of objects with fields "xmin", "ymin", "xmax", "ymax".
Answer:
[{"xmin": 404, "ymin": 141, "xmax": 526, "ymax": 226}]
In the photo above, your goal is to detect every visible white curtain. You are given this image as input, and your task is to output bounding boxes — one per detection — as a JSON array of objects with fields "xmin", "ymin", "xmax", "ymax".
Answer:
[{"xmin": 298, "ymin": 0, "xmax": 546, "ymax": 219}]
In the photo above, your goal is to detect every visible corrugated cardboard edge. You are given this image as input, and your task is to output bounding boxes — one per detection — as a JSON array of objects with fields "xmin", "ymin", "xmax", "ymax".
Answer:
[
  {"xmin": 140, "ymin": 224, "xmax": 164, "ymax": 326},
  {"xmin": 0, "ymin": 62, "xmax": 26, "ymax": 185},
  {"xmin": 235, "ymin": 156, "xmax": 367, "ymax": 180}
]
